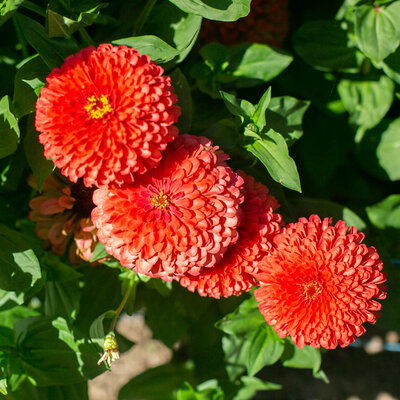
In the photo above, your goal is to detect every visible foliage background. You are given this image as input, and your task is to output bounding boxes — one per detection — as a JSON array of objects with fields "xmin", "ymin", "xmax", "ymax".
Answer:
[{"xmin": 0, "ymin": 0, "xmax": 400, "ymax": 398}]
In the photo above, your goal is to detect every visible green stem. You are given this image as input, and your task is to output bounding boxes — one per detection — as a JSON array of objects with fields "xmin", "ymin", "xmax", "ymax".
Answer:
[
  {"xmin": 79, "ymin": 28, "xmax": 95, "ymax": 47},
  {"xmin": 132, "ymin": 0, "xmax": 157, "ymax": 36},
  {"xmin": 110, "ymin": 276, "xmax": 138, "ymax": 331},
  {"xmin": 20, "ymin": 1, "xmax": 46, "ymax": 17},
  {"xmin": 12, "ymin": 16, "xmax": 28, "ymax": 58}
]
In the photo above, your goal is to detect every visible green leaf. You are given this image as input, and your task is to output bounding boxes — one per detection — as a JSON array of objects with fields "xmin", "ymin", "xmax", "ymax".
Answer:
[
  {"xmin": 265, "ymin": 96, "xmax": 310, "ymax": 146},
  {"xmin": 15, "ymin": 14, "xmax": 78, "ymax": 70},
  {"xmin": 0, "ymin": 224, "xmax": 41, "ymax": 291},
  {"xmin": 44, "ymin": 280, "xmax": 81, "ymax": 322},
  {"xmin": 90, "ymin": 242, "xmax": 109, "ymax": 263},
  {"xmin": 246, "ymin": 325, "xmax": 285, "ymax": 376},
  {"xmin": 143, "ymin": 1, "xmax": 201, "ymax": 64},
  {"xmin": 0, "ymin": 0, "xmax": 25, "ymax": 26},
  {"xmin": 13, "ymin": 55, "xmax": 48, "ymax": 118},
  {"xmin": 168, "ymin": 0, "xmax": 250, "ymax": 22},
  {"xmin": 0, "ymin": 306, "xmax": 39, "ymax": 330},
  {"xmin": 337, "ymin": 75, "xmax": 394, "ymax": 129},
  {"xmin": 145, "ymin": 278, "xmax": 172, "ymax": 296},
  {"xmin": 228, "ymin": 43, "xmax": 293, "ymax": 83},
  {"xmin": 246, "ymin": 131, "xmax": 301, "ymax": 192},
  {"xmin": 0, "ymin": 378, "xmax": 7, "ymax": 395},
  {"xmin": 14, "ymin": 316, "xmax": 104, "ymax": 386},
  {"xmin": 252, "ymin": 88, "xmax": 271, "ymax": 131},
  {"xmin": 46, "ymin": 0, "xmax": 108, "ymax": 38},
  {"xmin": 293, "ymin": 20, "xmax": 359, "ymax": 71},
  {"xmin": 41, "ymin": 252, "xmax": 82, "ymax": 282},
  {"xmin": 0, "ymin": 95, "xmax": 20, "ymax": 159},
  {"xmin": 112, "ymin": 35, "xmax": 179, "ymax": 64},
  {"xmin": 366, "ymin": 195, "xmax": 400, "ymax": 229},
  {"xmin": 118, "ymin": 363, "xmax": 193, "ymax": 400},
  {"xmin": 12, "ymin": 380, "xmax": 89, "ymax": 400},
  {"xmin": 375, "ymin": 118, "xmax": 400, "ymax": 181},
  {"xmin": 355, "ymin": 2, "xmax": 400, "ymax": 62},
  {"xmin": 219, "ymin": 91, "xmax": 248, "ymax": 121},
  {"xmin": 233, "ymin": 376, "xmax": 281, "ymax": 400},
  {"xmin": 89, "ymin": 310, "xmax": 116, "ymax": 349},
  {"xmin": 382, "ymin": 46, "xmax": 400, "ymax": 84},
  {"xmin": 176, "ymin": 381, "xmax": 224, "ymax": 400},
  {"xmin": 0, "ymin": 289, "xmax": 25, "ymax": 311},
  {"xmin": 281, "ymin": 340, "xmax": 321, "ymax": 373},
  {"xmin": 216, "ymin": 297, "xmax": 264, "ymax": 337},
  {"xmin": 170, "ymin": 69, "xmax": 192, "ymax": 132},
  {"xmin": 23, "ymin": 116, "xmax": 54, "ymax": 191}
]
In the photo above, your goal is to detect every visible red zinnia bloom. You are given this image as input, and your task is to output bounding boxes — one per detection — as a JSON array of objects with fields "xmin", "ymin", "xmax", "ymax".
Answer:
[
  {"xmin": 177, "ymin": 172, "xmax": 283, "ymax": 298},
  {"xmin": 35, "ymin": 44, "xmax": 180, "ymax": 188},
  {"xmin": 28, "ymin": 173, "xmax": 102, "ymax": 264},
  {"xmin": 91, "ymin": 134, "xmax": 244, "ymax": 278},
  {"xmin": 255, "ymin": 215, "xmax": 387, "ymax": 349},
  {"xmin": 201, "ymin": 0, "xmax": 289, "ymax": 47}
]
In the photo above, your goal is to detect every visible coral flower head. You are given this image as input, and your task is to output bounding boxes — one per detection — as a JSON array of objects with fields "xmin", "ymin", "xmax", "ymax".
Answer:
[
  {"xmin": 178, "ymin": 172, "xmax": 283, "ymax": 298},
  {"xmin": 91, "ymin": 134, "xmax": 245, "ymax": 278},
  {"xmin": 255, "ymin": 215, "xmax": 387, "ymax": 349},
  {"xmin": 35, "ymin": 44, "xmax": 180, "ymax": 188}
]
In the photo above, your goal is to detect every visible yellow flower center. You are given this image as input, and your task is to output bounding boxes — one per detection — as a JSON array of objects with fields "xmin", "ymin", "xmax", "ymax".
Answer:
[
  {"xmin": 84, "ymin": 94, "xmax": 113, "ymax": 119},
  {"xmin": 303, "ymin": 280, "xmax": 322, "ymax": 301},
  {"xmin": 150, "ymin": 192, "xmax": 171, "ymax": 210}
]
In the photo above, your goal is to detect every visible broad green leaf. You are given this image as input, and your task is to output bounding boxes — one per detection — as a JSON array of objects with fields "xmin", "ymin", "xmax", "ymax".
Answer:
[
  {"xmin": 0, "ymin": 225, "xmax": 41, "ymax": 291},
  {"xmin": 337, "ymin": 75, "xmax": 394, "ymax": 129},
  {"xmin": 145, "ymin": 278, "xmax": 172, "ymax": 296},
  {"xmin": 233, "ymin": 376, "xmax": 281, "ymax": 400},
  {"xmin": 252, "ymin": 88, "xmax": 271, "ymax": 130},
  {"xmin": 0, "ymin": 306, "xmax": 38, "ymax": 330},
  {"xmin": 382, "ymin": 47, "xmax": 400, "ymax": 84},
  {"xmin": 216, "ymin": 297, "xmax": 264, "ymax": 337},
  {"xmin": 281, "ymin": 340, "xmax": 321, "ymax": 373},
  {"xmin": 23, "ymin": 116, "xmax": 54, "ymax": 191},
  {"xmin": 0, "ymin": 378, "xmax": 7, "ymax": 395},
  {"xmin": 168, "ymin": 0, "xmax": 250, "ymax": 22},
  {"xmin": 293, "ymin": 20, "xmax": 359, "ymax": 71},
  {"xmin": 246, "ymin": 130, "xmax": 301, "ymax": 192},
  {"xmin": 14, "ymin": 316, "xmax": 104, "ymax": 386},
  {"xmin": 90, "ymin": 242, "xmax": 109, "ymax": 263},
  {"xmin": 221, "ymin": 334, "xmax": 248, "ymax": 381},
  {"xmin": 118, "ymin": 363, "xmax": 193, "ymax": 400},
  {"xmin": 0, "ymin": 96, "xmax": 20, "ymax": 159},
  {"xmin": 176, "ymin": 381, "xmax": 224, "ymax": 400},
  {"xmin": 143, "ymin": 2, "xmax": 201, "ymax": 64},
  {"xmin": 12, "ymin": 380, "xmax": 89, "ymax": 400},
  {"xmin": 265, "ymin": 96, "xmax": 310, "ymax": 146},
  {"xmin": 170, "ymin": 69, "xmax": 192, "ymax": 132},
  {"xmin": 89, "ymin": 310, "xmax": 116, "ymax": 349},
  {"xmin": 15, "ymin": 14, "xmax": 79, "ymax": 70},
  {"xmin": 46, "ymin": 0, "xmax": 108, "ymax": 38},
  {"xmin": 44, "ymin": 280, "xmax": 81, "ymax": 322},
  {"xmin": 0, "ymin": 0, "xmax": 25, "ymax": 26},
  {"xmin": 228, "ymin": 44, "xmax": 292, "ymax": 83},
  {"xmin": 355, "ymin": 2, "xmax": 400, "ymax": 62},
  {"xmin": 112, "ymin": 35, "xmax": 179, "ymax": 63},
  {"xmin": 219, "ymin": 91, "xmax": 248, "ymax": 121},
  {"xmin": 366, "ymin": 195, "xmax": 400, "ymax": 229},
  {"xmin": 246, "ymin": 325, "xmax": 285, "ymax": 376},
  {"xmin": 13, "ymin": 55, "xmax": 48, "ymax": 118},
  {"xmin": 376, "ymin": 118, "xmax": 400, "ymax": 180},
  {"xmin": 0, "ymin": 289, "xmax": 25, "ymax": 311},
  {"xmin": 41, "ymin": 252, "xmax": 82, "ymax": 282}
]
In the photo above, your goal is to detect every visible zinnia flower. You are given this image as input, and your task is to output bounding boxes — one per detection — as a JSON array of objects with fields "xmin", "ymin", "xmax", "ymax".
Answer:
[
  {"xmin": 254, "ymin": 215, "xmax": 387, "ymax": 349},
  {"xmin": 28, "ymin": 173, "xmax": 101, "ymax": 264},
  {"xmin": 201, "ymin": 0, "xmax": 289, "ymax": 47},
  {"xmin": 91, "ymin": 134, "xmax": 245, "ymax": 278},
  {"xmin": 177, "ymin": 172, "xmax": 283, "ymax": 298},
  {"xmin": 35, "ymin": 44, "xmax": 180, "ymax": 188}
]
